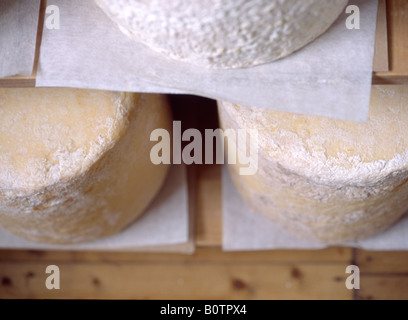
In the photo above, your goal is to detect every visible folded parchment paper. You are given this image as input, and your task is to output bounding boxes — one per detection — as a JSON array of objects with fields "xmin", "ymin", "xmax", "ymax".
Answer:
[
  {"xmin": 0, "ymin": 0, "xmax": 40, "ymax": 77},
  {"xmin": 0, "ymin": 165, "xmax": 194, "ymax": 254},
  {"xmin": 223, "ymin": 167, "xmax": 408, "ymax": 251},
  {"xmin": 37, "ymin": 0, "xmax": 377, "ymax": 122}
]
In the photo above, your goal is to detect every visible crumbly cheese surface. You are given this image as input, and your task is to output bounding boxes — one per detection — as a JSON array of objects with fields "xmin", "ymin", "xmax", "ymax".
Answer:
[
  {"xmin": 0, "ymin": 89, "xmax": 171, "ymax": 244},
  {"xmin": 95, "ymin": 0, "xmax": 348, "ymax": 69},
  {"xmin": 219, "ymin": 86, "xmax": 408, "ymax": 244},
  {"xmin": 0, "ymin": 89, "xmax": 131, "ymax": 191},
  {"xmin": 222, "ymin": 86, "xmax": 408, "ymax": 186}
]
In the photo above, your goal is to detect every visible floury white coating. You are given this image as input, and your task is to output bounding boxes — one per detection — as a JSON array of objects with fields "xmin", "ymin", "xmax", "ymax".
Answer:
[
  {"xmin": 220, "ymin": 86, "xmax": 408, "ymax": 188},
  {"xmin": 94, "ymin": 0, "xmax": 349, "ymax": 69},
  {"xmin": 219, "ymin": 86, "xmax": 408, "ymax": 243},
  {"xmin": 0, "ymin": 89, "xmax": 172, "ymax": 244}
]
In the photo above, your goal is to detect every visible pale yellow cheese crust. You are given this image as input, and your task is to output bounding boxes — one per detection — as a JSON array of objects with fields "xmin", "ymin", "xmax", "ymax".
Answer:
[
  {"xmin": 219, "ymin": 85, "xmax": 408, "ymax": 244},
  {"xmin": 0, "ymin": 88, "xmax": 172, "ymax": 244}
]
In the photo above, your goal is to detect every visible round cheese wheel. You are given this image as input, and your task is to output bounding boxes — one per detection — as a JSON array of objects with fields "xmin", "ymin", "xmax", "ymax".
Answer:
[
  {"xmin": 95, "ymin": 0, "xmax": 348, "ymax": 69},
  {"xmin": 0, "ymin": 88, "xmax": 172, "ymax": 244},
  {"xmin": 219, "ymin": 85, "xmax": 408, "ymax": 244}
]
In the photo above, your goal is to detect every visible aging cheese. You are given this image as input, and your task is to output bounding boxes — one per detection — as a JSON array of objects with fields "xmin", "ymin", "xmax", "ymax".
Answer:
[
  {"xmin": 94, "ymin": 0, "xmax": 348, "ymax": 69},
  {"xmin": 0, "ymin": 88, "xmax": 171, "ymax": 244},
  {"xmin": 219, "ymin": 86, "xmax": 408, "ymax": 244}
]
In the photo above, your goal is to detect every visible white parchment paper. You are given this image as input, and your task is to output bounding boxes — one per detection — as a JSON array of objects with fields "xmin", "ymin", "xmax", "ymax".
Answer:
[
  {"xmin": 0, "ymin": 165, "xmax": 193, "ymax": 253},
  {"xmin": 223, "ymin": 167, "xmax": 408, "ymax": 251},
  {"xmin": 37, "ymin": 0, "xmax": 377, "ymax": 122},
  {"xmin": 0, "ymin": 0, "xmax": 40, "ymax": 77}
]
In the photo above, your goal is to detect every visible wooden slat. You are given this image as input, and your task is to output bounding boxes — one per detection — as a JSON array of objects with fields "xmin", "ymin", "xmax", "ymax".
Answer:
[
  {"xmin": 355, "ymin": 250, "xmax": 408, "ymax": 273},
  {"xmin": 358, "ymin": 276, "xmax": 408, "ymax": 300},
  {"xmin": 0, "ymin": 259, "xmax": 352, "ymax": 299},
  {"xmin": 0, "ymin": 245, "xmax": 354, "ymax": 299},
  {"xmin": 373, "ymin": 0, "xmax": 408, "ymax": 84},
  {"xmin": 0, "ymin": 246, "xmax": 352, "ymax": 264},
  {"xmin": 31, "ymin": 0, "xmax": 47, "ymax": 80},
  {"xmin": 195, "ymin": 165, "xmax": 223, "ymax": 246},
  {"xmin": 373, "ymin": 0, "xmax": 389, "ymax": 72},
  {"xmin": 354, "ymin": 249, "xmax": 408, "ymax": 300},
  {"xmin": 0, "ymin": 75, "xmax": 36, "ymax": 88}
]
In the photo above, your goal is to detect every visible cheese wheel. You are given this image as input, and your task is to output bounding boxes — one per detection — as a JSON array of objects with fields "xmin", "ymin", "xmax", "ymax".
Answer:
[
  {"xmin": 0, "ymin": 88, "xmax": 171, "ymax": 244},
  {"xmin": 219, "ymin": 85, "xmax": 408, "ymax": 244},
  {"xmin": 95, "ymin": 0, "xmax": 348, "ymax": 69}
]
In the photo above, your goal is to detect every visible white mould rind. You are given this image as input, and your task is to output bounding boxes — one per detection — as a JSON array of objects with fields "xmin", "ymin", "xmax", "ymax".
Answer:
[
  {"xmin": 218, "ymin": 85, "xmax": 408, "ymax": 244},
  {"xmin": 95, "ymin": 0, "xmax": 349, "ymax": 69}
]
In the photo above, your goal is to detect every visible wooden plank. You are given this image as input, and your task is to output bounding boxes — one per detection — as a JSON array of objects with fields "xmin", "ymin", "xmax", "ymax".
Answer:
[
  {"xmin": 0, "ymin": 75, "xmax": 36, "ymax": 88},
  {"xmin": 0, "ymin": 261, "xmax": 352, "ymax": 299},
  {"xmin": 358, "ymin": 276, "xmax": 408, "ymax": 300},
  {"xmin": 31, "ymin": 0, "xmax": 47, "ymax": 80},
  {"xmin": 373, "ymin": 0, "xmax": 408, "ymax": 84},
  {"xmin": 355, "ymin": 250, "xmax": 408, "ymax": 273},
  {"xmin": 373, "ymin": 0, "xmax": 389, "ymax": 72},
  {"xmin": 354, "ymin": 249, "xmax": 408, "ymax": 300},
  {"xmin": 0, "ymin": 246, "xmax": 352, "ymax": 264},
  {"xmin": 195, "ymin": 165, "xmax": 223, "ymax": 246}
]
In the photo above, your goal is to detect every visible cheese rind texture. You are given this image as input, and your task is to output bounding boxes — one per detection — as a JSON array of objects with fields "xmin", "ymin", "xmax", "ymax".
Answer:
[
  {"xmin": 94, "ymin": 0, "xmax": 348, "ymax": 69},
  {"xmin": 0, "ymin": 88, "xmax": 172, "ymax": 244},
  {"xmin": 219, "ymin": 86, "xmax": 408, "ymax": 244}
]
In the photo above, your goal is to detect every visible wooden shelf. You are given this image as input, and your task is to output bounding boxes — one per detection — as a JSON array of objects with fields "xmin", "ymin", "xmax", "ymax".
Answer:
[
  {"xmin": 1, "ymin": 0, "xmax": 408, "ymax": 300},
  {"xmin": 0, "ymin": 127, "xmax": 408, "ymax": 300},
  {"xmin": 1, "ymin": 165, "xmax": 407, "ymax": 299}
]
